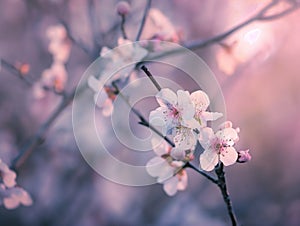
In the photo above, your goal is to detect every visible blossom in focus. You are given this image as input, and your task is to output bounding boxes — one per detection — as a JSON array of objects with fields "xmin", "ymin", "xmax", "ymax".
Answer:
[
  {"xmin": 46, "ymin": 24, "xmax": 71, "ymax": 64},
  {"xmin": 237, "ymin": 149, "xmax": 252, "ymax": 163},
  {"xmin": 0, "ymin": 159, "xmax": 16, "ymax": 188},
  {"xmin": 190, "ymin": 90, "xmax": 223, "ymax": 128},
  {"xmin": 149, "ymin": 88, "xmax": 195, "ymax": 135},
  {"xmin": 198, "ymin": 121, "xmax": 240, "ymax": 171},
  {"xmin": 146, "ymin": 138, "xmax": 187, "ymax": 196}
]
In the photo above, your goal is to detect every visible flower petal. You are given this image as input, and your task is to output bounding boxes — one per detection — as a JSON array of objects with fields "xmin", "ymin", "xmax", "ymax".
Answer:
[
  {"xmin": 156, "ymin": 88, "xmax": 177, "ymax": 107},
  {"xmin": 199, "ymin": 148, "xmax": 219, "ymax": 171},
  {"xmin": 198, "ymin": 127, "xmax": 215, "ymax": 150},
  {"xmin": 151, "ymin": 137, "xmax": 169, "ymax": 156},
  {"xmin": 190, "ymin": 90, "xmax": 210, "ymax": 112},
  {"xmin": 201, "ymin": 111, "xmax": 223, "ymax": 122},
  {"xmin": 163, "ymin": 176, "xmax": 178, "ymax": 196},
  {"xmin": 177, "ymin": 171, "xmax": 188, "ymax": 191},
  {"xmin": 177, "ymin": 90, "xmax": 194, "ymax": 120},
  {"xmin": 3, "ymin": 196, "xmax": 19, "ymax": 209},
  {"xmin": 220, "ymin": 147, "xmax": 238, "ymax": 166}
]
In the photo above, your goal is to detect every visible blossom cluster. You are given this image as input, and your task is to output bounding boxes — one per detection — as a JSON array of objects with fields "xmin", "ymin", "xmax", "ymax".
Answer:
[
  {"xmin": 33, "ymin": 24, "xmax": 71, "ymax": 98},
  {"xmin": 146, "ymin": 88, "xmax": 251, "ymax": 195},
  {"xmin": 0, "ymin": 159, "xmax": 32, "ymax": 209}
]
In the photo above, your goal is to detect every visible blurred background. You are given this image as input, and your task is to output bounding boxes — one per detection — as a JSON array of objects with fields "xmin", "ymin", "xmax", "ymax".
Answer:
[{"xmin": 0, "ymin": 0, "xmax": 300, "ymax": 225}]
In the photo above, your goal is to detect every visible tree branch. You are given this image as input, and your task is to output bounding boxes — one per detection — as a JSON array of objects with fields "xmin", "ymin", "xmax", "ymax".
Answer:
[
  {"xmin": 215, "ymin": 163, "xmax": 237, "ymax": 226},
  {"xmin": 12, "ymin": 90, "xmax": 76, "ymax": 170},
  {"xmin": 135, "ymin": 0, "xmax": 152, "ymax": 41},
  {"xmin": 142, "ymin": 0, "xmax": 299, "ymax": 62}
]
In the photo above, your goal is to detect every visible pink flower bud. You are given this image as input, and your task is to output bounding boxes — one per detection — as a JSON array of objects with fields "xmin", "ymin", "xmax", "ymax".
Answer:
[
  {"xmin": 116, "ymin": 1, "xmax": 131, "ymax": 16},
  {"xmin": 237, "ymin": 149, "xmax": 252, "ymax": 163}
]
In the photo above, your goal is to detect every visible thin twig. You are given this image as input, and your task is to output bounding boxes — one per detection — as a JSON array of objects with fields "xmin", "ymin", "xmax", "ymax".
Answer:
[
  {"xmin": 215, "ymin": 163, "xmax": 237, "ymax": 226},
  {"xmin": 120, "ymin": 15, "xmax": 128, "ymax": 39},
  {"xmin": 111, "ymin": 82, "xmax": 174, "ymax": 147},
  {"xmin": 135, "ymin": 0, "xmax": 152, "ymax": 41},
  {"xmin": 12, "ymin": 90, "xmax": 76, "ymax": 169},
  {"xmin": 140, "ymin": 0, "xmax": 300, "ymax": 62},
  {"xmin": 184, "ymin": 162, "xmax": 218, "ymax": 184},
  {"xmin": 60, "ymin": 20, "xmax": 93, "ymax": 57},
  {"xmin": 1, "ymin": 59, "xmax": 34, "ymax": 86},
  {"xmin": 87, "ymin": 0, "xmax": 99, "ymax": 48},
  {"xmin": 140, "ymin": 65, "xmax": 161, "ymax": 91}
]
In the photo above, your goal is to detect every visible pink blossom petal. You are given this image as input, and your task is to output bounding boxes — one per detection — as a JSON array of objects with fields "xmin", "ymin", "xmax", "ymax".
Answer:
[
  {"xmin": 220, "ymin": 147, "xmax": 238, "ymax": 166},
  {"xmin": 201, "ymin": 111, "xmax": 223, "ymax": 122},
  {"xmin": 177, "ymin": 90, "xmax": 194, "ymax": 120},
  {"xmin": 163, "ymin": 176, "xmax": 178, "ymax": 196},
  {"xmin": 151, "ymin": 137, "xmax": 168, "ymax": 156},
  {"xmin": 3, "ymin": 196, "xmax": 19, "ymax": 209},
  {"xmin": 146, "ymin": 157, "xmax": 173, "ymax": 183},
  {"xmin": 156, "ymin": 88, "xmax": 177, "ymax": 107},
  {"xmin": 190, "ymin": 90, "xmax": 210, "ymax": 112},
  {"xmin": 199, "ymin": 148, "xmax": 219, "ymax": 171},
  {"xmin": 170, "ymin": 147, "xmax": 185, "ymax": 160},
  {"xmin": 198, "ymin": 127, "xmax": 215, "ymax": 150},
  {"xmin": 3, "ymin": 170, "xmax": 16, "ymax": 188},
  {"xmin": 177, "ymin": 171, "xmax": 188, "ymax": 191}
]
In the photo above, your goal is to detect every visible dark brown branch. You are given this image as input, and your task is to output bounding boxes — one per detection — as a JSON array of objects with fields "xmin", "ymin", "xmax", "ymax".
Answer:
[
  {"xmin": 120, "ymin": 15, "xmax": 128, "ymax": 39},
  {"xmin": 1, "ymin": 59, "xmax": 34, "ymax": 86},
  {"xmin": 135, "ymin": 0, "xmax": 152, "ymax": 41},
  {"xmin": 140, "ymin": 65, "xmax": 161, "ymax": 91},
  {"xmin": 184, "ymin": 162, "xmax": 218, "ymax": 184},
  {"xmin": 215, "ymin": 163, "xmax": 237, "ymax": 226},
  {"xmin": 141, "ymin": 0, "xmax": 299, "ymax": 62},
  {"xmin": 12, "ymin": 90, "xmax": 76, "ymax": 170}
]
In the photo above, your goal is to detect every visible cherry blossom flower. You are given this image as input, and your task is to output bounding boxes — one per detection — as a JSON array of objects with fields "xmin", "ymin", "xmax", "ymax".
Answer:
[
  {"xmin": 2, "ymin": 187, "xmax": 33, "ymax": 210},
  {"xmin": 149, "ymin": 88, "xmax": 195, "ymax": 135},
  {"xmin": 198, "ymin": 121, "xmax": 240, "ymax": 171},
  {"xmin": 0, "ymin": 159, "xmax": 32, "ymax": 210},
  {"xmin": 190, "ymin": 90, "xmax": 223, "ymax": 128},
  {"xmin": 141, "ymin": 8, "xmax": 181, "ymax": 44},
  {"xmin": 146, "ymin": 138, "xmax": 188, "ymax": 196},
  {"xmin": 99, "ymin": 37, "xmax": 148, "ymax": 84},
  {"xmin": 0, "ymin": 159, "xmax": 16, "ymax": 188},
  {"xmin": 88, "ymin": 76, "xmax": 115, "ymax": 117},
  {"xmin": 33, "ymin": 62, "xmax": 68, "ymax": 98},
  {"xmin": 46, "ymin": 24, "xmax": 71, "ymax": 64},
  {"xmin": 237, "ymin": 149, "xmax": 252, "ymax": 163}
]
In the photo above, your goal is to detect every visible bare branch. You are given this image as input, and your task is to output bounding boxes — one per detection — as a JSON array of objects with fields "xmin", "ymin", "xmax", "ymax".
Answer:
[{"xmin": 135, "ymin": 0, "xmax": 152, "ymax": 41}]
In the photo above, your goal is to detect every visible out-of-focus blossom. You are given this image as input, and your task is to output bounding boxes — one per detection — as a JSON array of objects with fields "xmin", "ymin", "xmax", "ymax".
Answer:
[
  {"xmin": 15, "ymin": 62, "xmax": 30, "ymax": 76},
  {"xmin": 0, "ymin": 159, "xmax": 16, "ymax": 188},
  {"xmin": 0, "ymin": 159, "xmax": 32, "ymax": 210},
  {"xmin": 88, "ymin": 75, "xmax": 115, "ymax": 117},
  {"xmin": 99, "ymin": 37, "xmax": 148, "ymax": 83},
  {"xmin": 237, "ymin": 149, "xmax": 252, "ymax": 163},
  {"xmin": 2, "ymin": 187, "xmax": 33, "ymax": 210},
  {"xmin": 216, "ymin": 25, "xmax": 274, "ymax": 75},
  {"xmin": 116, "ymin": 1, "xmax": 131, "ymax": 16},
  {"xmin": 46, "ymin": 24, "xmax": 71, "ymax": 64},
  {"xmin": 198, "ymin": 121, "xmax": 240, "ymax": 171},
  {"xmin": 141, "ymin": 8, "xmax": 181, "ymax": 43},
  {"xmin": 33, "ymin": 62, "xmax": 68, "ymax": 98},
  {"xmin": 146, "ymin": 138, "xmax": 187, "ymax": 196}
]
